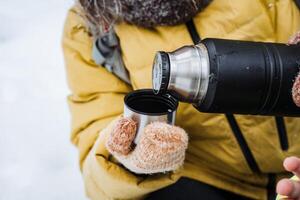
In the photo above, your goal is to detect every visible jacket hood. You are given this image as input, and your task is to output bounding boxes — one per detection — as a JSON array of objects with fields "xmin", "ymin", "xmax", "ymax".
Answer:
[{"xmin": 77, "ymin": 0, "xmax": 212, "ymax": 36}]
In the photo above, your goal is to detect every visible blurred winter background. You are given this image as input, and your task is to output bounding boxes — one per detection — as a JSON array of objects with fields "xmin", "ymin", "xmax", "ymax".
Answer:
[{"xmin": 0, "ymin": 0, "xmax": 87, "ymax": 199}]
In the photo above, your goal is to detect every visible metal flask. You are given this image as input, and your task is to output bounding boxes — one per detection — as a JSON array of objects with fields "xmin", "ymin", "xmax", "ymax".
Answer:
[
  {"xmin": 124, "ymin": 89, "xmax": 178, "ymax": 144},
  {"xmin": 152, "ymin": 38, "xmax": 300, "ymax": 117}
]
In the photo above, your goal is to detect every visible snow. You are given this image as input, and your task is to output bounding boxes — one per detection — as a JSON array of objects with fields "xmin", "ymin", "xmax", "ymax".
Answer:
[{"xmin": 0, "ymin": 0, "xmax": 87, "ymax": 199}]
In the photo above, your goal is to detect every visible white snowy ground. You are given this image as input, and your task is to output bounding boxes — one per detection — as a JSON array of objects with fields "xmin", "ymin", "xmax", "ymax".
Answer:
[{"xmin": 0, "ymin": 1, "xmax": 87, "ymax": 199}]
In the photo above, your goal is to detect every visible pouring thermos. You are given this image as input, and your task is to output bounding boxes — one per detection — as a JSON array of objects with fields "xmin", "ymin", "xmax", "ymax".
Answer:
[{"xmin": 152, "ymin": 38, "xmax": 300, "ymax": 117}]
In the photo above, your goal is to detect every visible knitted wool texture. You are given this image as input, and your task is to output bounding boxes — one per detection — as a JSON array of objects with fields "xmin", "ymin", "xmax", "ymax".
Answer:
[
  {"xmin": 292, "ymin": 74, "xmax": 300, "ymax": 107},
  {"xmin": 289, "ymin": 31, "xmax": 300, "ymax": 107},
  {"xmin": 106, "ymin": 118, "xmax": 137, "ymax": 155},
  {"xmin": 288, "ymin": 31, "xmax": 300, "ymax": 45},
  {"xmin": 77, "ymin": 0, "xmax": 212, "ymax": 35},
  {"xmin": 106, "ymin": 118, "xmax": 188, "ymax": 174}
]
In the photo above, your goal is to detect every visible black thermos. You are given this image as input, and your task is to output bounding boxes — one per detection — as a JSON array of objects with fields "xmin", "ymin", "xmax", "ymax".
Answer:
[{"xmin": 152, "ymin": 38, "xmax": 300, "ymax": 117}]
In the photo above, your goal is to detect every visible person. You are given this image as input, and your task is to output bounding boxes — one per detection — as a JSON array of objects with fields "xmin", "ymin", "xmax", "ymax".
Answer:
[
  {"xmin": 62, "ymin": 0, "xmax": 300, "ymax": 199},
  {"xmin": 276, "ymin": 157, "xmax": 300, "ymax": 200}
]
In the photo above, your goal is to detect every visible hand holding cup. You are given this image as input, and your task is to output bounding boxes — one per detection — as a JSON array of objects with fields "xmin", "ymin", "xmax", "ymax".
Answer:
[{"xmin": 105, "ymin": 90, "xmax": 188, "ymax": 174}]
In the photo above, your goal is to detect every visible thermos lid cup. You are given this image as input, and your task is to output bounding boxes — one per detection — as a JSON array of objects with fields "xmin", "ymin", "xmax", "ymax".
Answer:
[{"xmin": 124, "ymin": 89, "xmax": 178, "ymax": 144}]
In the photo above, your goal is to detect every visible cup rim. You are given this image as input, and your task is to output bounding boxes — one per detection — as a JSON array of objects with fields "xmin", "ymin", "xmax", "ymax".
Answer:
[{"xmin": 124, "ymin": 89, "xmax": 178, "ymax": 116}]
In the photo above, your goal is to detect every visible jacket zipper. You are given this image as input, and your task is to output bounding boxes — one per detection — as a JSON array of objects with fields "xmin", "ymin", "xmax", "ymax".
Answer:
[{"xmin": 275, "ymin": 117, "xmax": 289, "ymax": 151}]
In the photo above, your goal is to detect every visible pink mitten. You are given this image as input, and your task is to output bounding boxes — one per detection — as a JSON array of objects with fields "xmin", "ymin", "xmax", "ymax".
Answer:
[
  {"xmin": 292, "ymin": 73, "xmax": 300, "ymax": 107},
  {"xmin": 289, "ymin": 32, "xmax": 300, "ymax": 107},
  {"xmin": 106, "ymin": 117, "xmax": 188, "ymax": 174},
  {"xmin": 288, "ymin": 31, "xmax": 300, "ymax": 45}
]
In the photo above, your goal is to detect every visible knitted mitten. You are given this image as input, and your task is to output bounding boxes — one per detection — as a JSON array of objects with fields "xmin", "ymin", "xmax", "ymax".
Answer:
[
  {"xmin": 288, "ymin": 31, "xmax": 300, "ymax": 45},
  {"xmin": 106, "ymin": 117, "xmax": 188, "ymax": 174},
  {"xmin": 289, "ymin": 31, "xmax": 300, "ymax": 107},
  {"xmin": 292, "ymin": 73, "xmax": 300, "ymax": 107}
]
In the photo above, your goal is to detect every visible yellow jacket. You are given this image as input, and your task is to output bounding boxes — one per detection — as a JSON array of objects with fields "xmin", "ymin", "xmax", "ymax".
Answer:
[{"xmin": 62, "ymin": 0, "xmax": 300, "ymax": 199}]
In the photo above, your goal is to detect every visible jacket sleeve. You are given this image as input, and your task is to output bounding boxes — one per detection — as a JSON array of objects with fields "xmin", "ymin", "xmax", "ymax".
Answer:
[{"xmin": 62, "ymin": 7, "xmax": 180, "ymax": 200}]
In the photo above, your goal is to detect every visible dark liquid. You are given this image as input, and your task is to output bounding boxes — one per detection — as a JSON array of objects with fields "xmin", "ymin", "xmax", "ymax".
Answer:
[
  {"xmin": 128, "ymin": 98, "xmax": 172, "ymax": 113},
  {"xmin": 125, "ymin": 90, "xmax": 178, "ymax": 115}
]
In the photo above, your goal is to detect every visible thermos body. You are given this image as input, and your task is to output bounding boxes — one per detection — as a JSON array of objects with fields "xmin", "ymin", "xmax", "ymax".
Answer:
[
  {"xmin": 152, "ymin": 38, "xmax": 300, "ymax": 117},
  {"xmin": 201, "ymin": 39, "xmax": 300, "ymax": 116}
]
